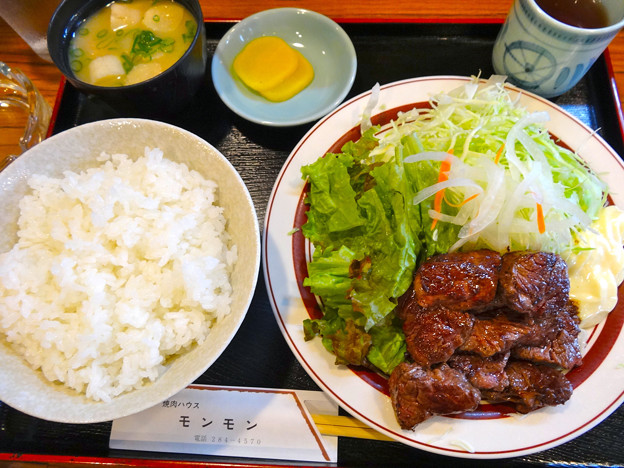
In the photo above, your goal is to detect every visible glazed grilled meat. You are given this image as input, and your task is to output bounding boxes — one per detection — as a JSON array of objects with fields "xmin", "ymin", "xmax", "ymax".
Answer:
[
  {"xmin": 512, "ymin": 302, "xmax": 582, "ymax": 369},
  {"xmin": 447, "ymin": 351, "xmax": 510, "ymax": 392},
  {"xmin": 412, "ymin": 249, "xmax": 502, "ymax": 311},
  {"xmin": 498, "ymin": 251, "xmax": 570, "ymax": 318},
  {"xmin": 389, "ymin": 362, "xmax": 481, "ymax": 429},
  {"xmin": 458, "ymin": 311, "xmax": 531, "ymax": 357},
  {"xmin": 389, "ymin": 249, "xmax": 581, "ymax": 429},
  {"xmin": 481, "ymin": 360, "xmax": 574, "ymax": 413},
  {"xmin": 403, "ymin": 306, "xmax": 474, "ymax": 366}
]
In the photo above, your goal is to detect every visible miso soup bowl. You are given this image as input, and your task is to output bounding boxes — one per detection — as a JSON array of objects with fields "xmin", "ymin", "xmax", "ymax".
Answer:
[{"xmin": 47, "ymin": 0, "xmax": 207, "ymax": 115}]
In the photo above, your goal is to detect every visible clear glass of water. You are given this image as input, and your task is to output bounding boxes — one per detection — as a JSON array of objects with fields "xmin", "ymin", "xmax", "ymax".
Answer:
[{"xmin": 0, "ymin": 61, "xmax": 51, "ymax": 168}]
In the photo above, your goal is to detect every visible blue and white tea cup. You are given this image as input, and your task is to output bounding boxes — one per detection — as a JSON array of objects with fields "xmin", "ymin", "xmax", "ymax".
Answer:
[{"xmin": 492, "ymin": 0, "xmax": 624, "ymax": 98}]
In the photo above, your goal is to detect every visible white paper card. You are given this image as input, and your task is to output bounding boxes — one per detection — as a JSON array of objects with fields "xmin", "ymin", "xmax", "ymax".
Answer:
[{"xmin": 110, "ymin": 385, "xmax": 338, "ymax": 463}]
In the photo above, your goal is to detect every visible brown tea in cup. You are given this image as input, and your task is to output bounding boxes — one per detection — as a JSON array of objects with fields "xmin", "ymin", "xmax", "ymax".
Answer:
[{"xmin": 535, "ymin": 0, "xmax": 610, "ymax": 28}]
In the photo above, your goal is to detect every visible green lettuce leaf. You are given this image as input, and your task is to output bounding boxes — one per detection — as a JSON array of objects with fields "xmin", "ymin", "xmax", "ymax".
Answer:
[
  {"xmin": 301, "ymin": 152, "xmax": 365, "ymax": 245},
  {"xmin": 301, "ymin": 127, "xmax": 421, "ymax": 373},
  {"xmin": 367, "ymin": 315, "xmax": 407, "ymax": 374}
]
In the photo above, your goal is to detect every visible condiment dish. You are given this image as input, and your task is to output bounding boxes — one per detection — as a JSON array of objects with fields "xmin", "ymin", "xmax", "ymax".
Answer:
[{"xmin": 211, "ymin": 8, "xmax": 357, "ymax": 127}]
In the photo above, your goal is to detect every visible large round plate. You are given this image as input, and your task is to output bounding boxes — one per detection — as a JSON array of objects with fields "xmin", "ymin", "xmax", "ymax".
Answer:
[{"xmin": 262, "ymin": 76, "xmax": 624, "ymax": 458}]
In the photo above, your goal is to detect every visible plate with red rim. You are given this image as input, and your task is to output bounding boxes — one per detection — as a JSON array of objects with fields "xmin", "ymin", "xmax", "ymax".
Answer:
[{"xmin": 262, "ymin": 76, "xmax": 624, "ymax": 458}]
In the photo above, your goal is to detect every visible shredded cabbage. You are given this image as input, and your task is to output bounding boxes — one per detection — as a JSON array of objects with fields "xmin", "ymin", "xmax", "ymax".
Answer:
[{"xmin": 370, "ymin": 75, "xmax": 607, "ymax": 254}]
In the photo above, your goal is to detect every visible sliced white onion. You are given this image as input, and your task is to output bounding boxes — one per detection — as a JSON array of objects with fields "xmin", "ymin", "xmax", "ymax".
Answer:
[
  {"xmin": 412, "ymin": 178, "xmax": 483, "ymax": 206},
  {"xmin": 403, "ymin": 151, "xmax": 456, "ymax": 164}
]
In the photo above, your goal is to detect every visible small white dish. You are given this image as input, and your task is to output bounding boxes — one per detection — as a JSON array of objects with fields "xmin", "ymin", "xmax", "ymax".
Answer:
[{"xmin": 211, "ymin": 8, "xmax": 357, "ymax": 127}]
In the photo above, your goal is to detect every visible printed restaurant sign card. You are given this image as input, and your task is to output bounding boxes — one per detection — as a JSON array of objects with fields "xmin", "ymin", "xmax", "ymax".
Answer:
[{"xmin": 110, "ymin": 385, "xmax": 338, "ymax": 463}]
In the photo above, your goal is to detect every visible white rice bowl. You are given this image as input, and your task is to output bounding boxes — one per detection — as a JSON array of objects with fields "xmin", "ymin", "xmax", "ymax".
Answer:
[{"xmin": 0, "ymin": 119, "xmax": 260, "ymax": 423}]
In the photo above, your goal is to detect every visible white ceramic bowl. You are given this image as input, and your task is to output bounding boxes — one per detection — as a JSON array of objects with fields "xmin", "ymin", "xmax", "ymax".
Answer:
[
  {"xmin": 0, "ymin": 119, "xmax": 260, "ymax": 423},
  {"xmin": 211, "ymin": 8, "xmax": 357, "ymax": 126}
]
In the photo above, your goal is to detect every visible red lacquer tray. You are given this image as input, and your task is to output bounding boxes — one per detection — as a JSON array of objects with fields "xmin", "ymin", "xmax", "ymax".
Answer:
[{"xmin": 1, "ymin": 19, "xmax": 623, "ymax": 467}]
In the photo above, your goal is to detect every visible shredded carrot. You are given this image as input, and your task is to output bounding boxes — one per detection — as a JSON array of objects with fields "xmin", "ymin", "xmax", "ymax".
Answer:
[
  {"xmin": 494, "ymin": 143, "xmax": 505, "ymax": 164},
  {"xmin": 536, "ymin": 202, "xmax": 546, "ymax": 234},
  {"xmin": 431, "ymin": 155, "xmax": 453, "ymax": 230},
  {"xmin": 444, "ymin": 192, "xmax": 480, "ymax": 208}
]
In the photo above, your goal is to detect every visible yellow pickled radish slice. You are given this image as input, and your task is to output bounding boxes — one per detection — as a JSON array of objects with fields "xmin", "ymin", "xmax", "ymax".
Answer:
[
  {"xmin": 232, "ymin": 36, "xmax": 299, "ymax": 92},
  {"xmin": 260, "ymin": 51, "xmax": 314, "ymax": 102}
]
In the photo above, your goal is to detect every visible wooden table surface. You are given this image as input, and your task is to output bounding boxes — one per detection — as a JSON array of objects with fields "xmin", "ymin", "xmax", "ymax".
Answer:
[{"xmin": 1, "ymin": 0, "xmax": 624, "ymax": 160}]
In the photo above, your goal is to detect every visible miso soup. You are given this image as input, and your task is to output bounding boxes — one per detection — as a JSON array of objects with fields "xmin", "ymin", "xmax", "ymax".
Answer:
[{"xmin": 68, "ymin": 0, "xmax": 197, "ymax": 87}]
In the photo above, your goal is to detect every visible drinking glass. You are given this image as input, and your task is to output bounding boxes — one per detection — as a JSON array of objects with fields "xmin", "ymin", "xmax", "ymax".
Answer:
[{"xmin": 0, "ymin": 61, "xmax": 51, "ymax": 168}]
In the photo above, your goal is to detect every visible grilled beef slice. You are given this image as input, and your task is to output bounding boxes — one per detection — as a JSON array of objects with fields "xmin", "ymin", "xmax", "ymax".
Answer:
[
  {"xmin": 447, "ymin": 352, "xmax": 510, "ymax": 391},
  {"xmin": 512, "ymin": 301, "xmax": 582, "ymax": 369},
  {"xmin": 481, "ymin": 360, "xmax": 573, "ymax": 413},
  {"xmin": 498, "ymin": 251, "xmax": 570, "ymax": 318},
  {"xmin": 403, "ymin": 305, "xmax": 474, "ymax": 366},
  {"xmin": 458, "ymin": 311, "xmax": 532, "ymax": 357},
  {"xmin": 412, "ymin": 250, "xmax": 501, "ymax": 311},
  {"xmin": 389, "ymin": 362, "xmax": 481, "ymax": 429}
]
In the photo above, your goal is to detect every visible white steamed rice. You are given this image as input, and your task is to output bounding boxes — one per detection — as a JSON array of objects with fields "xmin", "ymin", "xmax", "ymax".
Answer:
[{"xmin": 0, "ymin": 147, "xmax": 237, "ymax": 402}]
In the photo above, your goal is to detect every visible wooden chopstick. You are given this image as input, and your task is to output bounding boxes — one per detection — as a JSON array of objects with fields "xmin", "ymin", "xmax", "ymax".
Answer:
[{"xmin": 311, "ymin": 413, "xmax": 394, "ymax": 441}]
